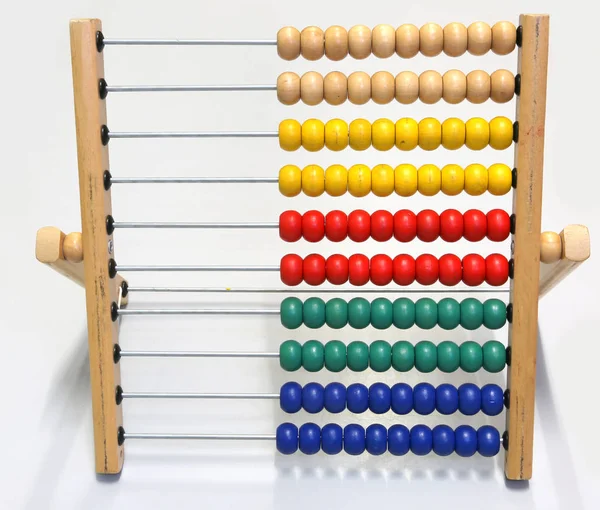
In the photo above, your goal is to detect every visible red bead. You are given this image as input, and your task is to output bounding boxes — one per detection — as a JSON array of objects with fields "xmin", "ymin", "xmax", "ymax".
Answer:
[
  {"xmin": 279, "ymin": 211, "xmax": 302, "ymax": 242},
  {"xmin": 416, "ymin": 210, "xmax": 440, "ymax": 242},
  {"xmin": 485, "ymin": 254, "xmax": 509, "ymax": 286},
  {"xmin": 438, "ymin": 254, "xmax": 462, "ymax": 286},
  {"xmin": 326, "ymin": 254, "xmax": 349, "ymax": 285},
  {"xmin": 325, "ymin": 210, "xmax": 348, "ymax": 242},
  {"xmin": 348, "ymin": 254, "xmax": 370, "ymax": 286},
  {"xmin": 486, "ymin": 209, "xmax": 510, "ymax": 242},
  {"xmin": 392, "ymin": 255, "xmax": 416, "ymax": 285},
  {"xmin": 348, "ymin": 210, "xmax": 371, "ymax": 242},
  {"xmin": 394, "ymin": 209, "xmax": 417, "ymax": 242},
  {"xmin": 415, "ymin": 254, "xmax": 439, "ymax": 285},
  {"xmin": 302, "ymin": 210, "xmax": 325, "ymax": 242},
  {"xmin": 439, "ymin": 209, "xmax": 464, "ymax": 243},
  {"xmin": 371, "ymin": 210, "xmax": 394, "ymax": 242},
  {"xmin": 303, "ymin": 254, "xmax": 326, "ymax": 286},
  {"xmin": 370, "ymin": 254, "xmax": 393, "ymax": 286},
  {"xmin": 462, "ymin": 254, "xmax": 486, "ymax": 286},
  {"xmin": 280, "ymin": 254, "xmax": 303, "ymax": 286},
  {"xmin": 463, "ymin": 210, "xmax": 487, "ymax": 242}
]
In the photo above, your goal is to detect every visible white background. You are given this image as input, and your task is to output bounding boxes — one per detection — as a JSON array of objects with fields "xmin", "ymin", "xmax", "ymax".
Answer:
[{"xmin": 2, "ymin": 0, "xmax": 599, "ymax": 508}]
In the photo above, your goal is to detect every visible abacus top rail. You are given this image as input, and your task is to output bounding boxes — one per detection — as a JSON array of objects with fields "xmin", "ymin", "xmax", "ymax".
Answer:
[
  {"xmin": 125, "ymin": 286, "xmax": 510, "ymax": 294},
  {"xmin": 121, "ymin": 392, "xmax": 279, "ymax": 400},
  {"xmin": 118, "ymin": 350, "xmax": 280, "ymax": 358},
  {"xmin": 117, "ymin": 265, "xmax": 279, "ymax": 272},
  {"xmin": 113, "ymin": 222, "xmax": 278, "ymax": 229},
  {"xmin": 123, "ymin": 433, "xmax": 276, "ymax": 440},
  {"xmin": 103, "ymin": 38, "xmax": 277, "ymax": 46},
  {"xmin": 106, "ymin": 85, "xmax": 276, "ymax": 93},
  {"xmin": 110, "ymin": 177, "xmax": 277, "ymax": 184},
  {"xmin": 108, "ymin": 131, "xmax": 278, "ymax": 139}
]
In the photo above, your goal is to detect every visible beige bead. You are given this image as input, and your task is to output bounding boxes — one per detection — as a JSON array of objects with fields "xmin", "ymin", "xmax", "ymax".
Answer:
[
  {"xmin": 300, "ymin": 71, "xmax": 324, "ymax": 105},
  {"xmin": 443, "ymin": 22, "xmax": 467, "ymax": 56},
  {"xmin": 277, "ymin": 27, "xmax": 301, "ymax": 60},
  {"xmin": 348, "ymin": 71, "xmax": 371, "ymax": 105},
  {"xmin": 324, "ymin": 71, "xmax": 348, "ymax": 105},
  {"xmin": 395, "ymin": 71, "xmax": 419, "ymax": 104},
  {"xmin": 301, "ymin": 26, "xmax": 324, "ymax": 60},
  {"xmin": 325, "ymin": 25, "xmax": 348, "ymax": 61},
  {"xmin": 277, "ymin": 72, "xmax": 300, "ymax": 105},
  {"xmin": 490, "ymin": 69, "xmax": 515, "ymax": 103},
  {"xmin": 419, "ymin": 70, "xmax": 442, "ymax": 104},
  {"xmin": 467, "ymin": 21, "xmax": 492, "ymax": 55},
  {"xmin": 372, "ymin": 24, "xmax": 396, "ymax": 58},
  {"xmin": 348, "ymin": 25, "xmax": 371, "ymax": 59},
  {"xmin": 442, "ymin": 70, "xmax": 466, "ymax": 104},
  {"xmin": 395, "ymin": 24, "xmax": 419, "ymax": 58},
  {"xmin": 371, "ymin": 71, "xmax": 395, "ymax": 105},
  {"xmin": 466, "ymin": 70, "xmax": 491, "ymax": 104},
  {"xmin": 419, "ymin": 23, "xmax": 444, "ymax": 57},
  {"xmin": 63, "ymin": 232, "xmax": 83, "ymax": 263},
  {"xmin": 540, "ymin": 231, "xmax": 562, "ymax": 263},
  {"xmin": 492, "ymin": 21, "xmax": 517, "ymax": 55}
]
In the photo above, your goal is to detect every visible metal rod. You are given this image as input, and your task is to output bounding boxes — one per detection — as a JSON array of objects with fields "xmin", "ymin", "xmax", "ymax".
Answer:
[
  {"xmin": 103, "ymin": 39, "xmax": 277, "ymax": 46},
  {"xmin": 119, "ymin": 350, "xmax": 279, "ymax": 358},
  {"xmin": 121, "ymin": 392, "xmax": 279, "ymax": 400},
  {"xmin": 109, "ymin": 131, "xmax": 277, "ymax": 139},
  {"xmin": 110, "ymin": 177, "xmax": 277, "ymax": 184},
  {"xmin": 123, "ymin": 433, "xmax": 276, "ymax": 440},
  {"xmin": 126, "ymin": 286, "xmax": 510, "ymax": 294},
  {"xmin": 118, "ymin": 308, "xmax": 280, "ymax": 316},
  {"xmin": 106, "ymin": 84, "xmax": 276, "ymax": 93},
  {"xmin": 113, "ymin": 222, "xmax": 277, "ymax": 229},
  {"xmin": 117, "ymin": 265, "xmax": 279, "ymax": 272}
]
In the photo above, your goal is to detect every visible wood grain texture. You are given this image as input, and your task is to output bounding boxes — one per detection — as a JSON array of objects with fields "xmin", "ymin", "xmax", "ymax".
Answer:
[{"xmin": 36, "ymin": 227, "xmax": 85, "ymax": 286}]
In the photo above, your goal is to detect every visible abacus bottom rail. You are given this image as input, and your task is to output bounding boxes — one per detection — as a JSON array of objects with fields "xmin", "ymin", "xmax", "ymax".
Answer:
[
  {"xmin": 110, "ymin": 177, "xmax": 277, "ymax": 184},
  {"xmin": 118, "ymin": 308, "xmax": 280, "ymax": 316},
  {"xmin": 117, "ymin": 265, "xmax": 279, "ymax": 272},
  {"xmin": 103, "ymin": 38, "xmax": 277, "ymax": 46},
  {"xmin": 124, "ymin": 433, "xmax": 276, "ymax": 440},
  {"xmin": 121, "ymin": 392, "xmax": 279, "ymax": 400},
  {"xmin": 113, "ymin": 222, "xmax": 278, "ymax": 229},
  {"xmin": 119, "ymin": 350, "xmax": 280, "ymax": 358},
  {"xmin": 109, "ymin": 131, "xmax": 278, "ymax": 139},
  {"xmin": 106, "ymin": 84, "xmax": 276, "ymax": 93}
]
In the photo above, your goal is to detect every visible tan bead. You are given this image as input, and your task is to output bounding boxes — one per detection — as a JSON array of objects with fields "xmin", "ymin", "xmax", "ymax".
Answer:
[
  {"xmin": 492, "ymin": 21, "xmax": 517, "ymax": 55},
  {"xmin": 372, "ymin": 24, "xmax": 395, "ymax": 58},
  {"xmin": 442, "ymin": 70, "xmax": 466, "ymax": 104},
  {"xmin": 490, "ymin": 69, "xmax": 515, "ymax": 103},
  {"xmin": 277, "ymin": 27, "xmax": 301, "ymax": 60},
  {"xmin": 443, "ymin": 22, "xmax": 467, "ymax": 56},
  {"xmin": 301, "ymin": 26, "xmax": 324, "ymax": 60},
  {"xmin": 323, "ymin": 71, "xmax": 348, "ymax": 105},
  {"xmin": 348, "ymin": 72, "xmax": 371, "ymax": 105},
  {"xmin": 419, "ymin": 23, "xmax": 444, "ymax": 57},
  {"xmin": 325, "ymin": 25, "xmax": 348, "ymax": 61},
  {"xmin": 395, "ymin": 24, "xmax": 419, "ymax": 58},
  {"xmin": 466, "ymin": 70, "xmax": 491, "ymax": 104},
  {"xmin": 63, "ymin": 232, "xmax": 83, "ymax": 263},
  {"xmin": 419, "ymin": 70, "xmax": 442, "ymax": 104},
  {"xmin": 348, "ymin": 25, "xmax": 371, "ymax": 59},
  {"xmin": 540, "ymin": 231, "xmax": 562, "ymax": 263},
  {"xmin": 277, "ymin": 72, "xmax": 300, "ymax": 105},
  {"xmin": 300, "ymin": 71, "xmax": 324, "ymax": 105},
  {"xmin": 371, "ymin": 71, "xmax": 395, "ymax": 105},
  {"xmin": 467, "ymin": 22, "xmax": 492, "ymax": 56},
  {"xmin": 395, "ymin": 71, "xmax": 419, "ymax": 104}
]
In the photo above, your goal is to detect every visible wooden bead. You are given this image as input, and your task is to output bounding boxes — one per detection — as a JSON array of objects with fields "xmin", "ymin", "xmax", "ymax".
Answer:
[
  {"xmin": 325, "ymin": 25, "xmax": 348, "ymax": 61},
  {"xmin": 490, "ymin": 69, "xmax": 515, "ymax": 103},
  {"xmin": 419, "ymin": 70, "xmax": 442, "ymax": 104},
  {"xmin": 301, "ymin": 26, "xmax": 324, "ymax": 60},
  {"xmin": 277, "ymin": 27, "xmax": 301, "ymax": 60},
  {"xmin": 442, "ymin": 70, "xmax": 466, "ymax": 104},
  {"xmin": 348, "ymin": 25, "xmax": 371, "ymax": 59},
  {"xmin": 467, "ymin": 22, "xmax": 491, "ymax": 56},
  {"xmin": 395, "ymin": 24, "xmax": 419, "ymax": 58},
  {"xmin": 395, "ymin": 71, "xmax": 419, "ymax": 104},
  {"xmin": 372, "ymin": 24, "xmax": 395, "ymax": 58},
  {"xmin": 492, "ymin": 21, "xmax": 516, "ymax": 55},
  {"xmin": 63, "ymin": 232, "xmax": 83, "ymax": 263},
  {"xmin": 371, "ymin": 71, "xmax": 395, "ymax": 105},
  {"xmin": 300, "ymin": 71, "xmax": 324, "ymax": 105},
  {"xmin": 348, "ymin": 72, "xmax": 371, "ymax": 105},
  {"xmin": 324, "ymin": 71, "xmax": 348, "ymax": 105},
  {"xmin": 277, "ymin": 72, "xmax": 300, "ymax": 105},
  {"xmin": 443, "ymin": 23, "xmax": 467, "ymax": 56},
  {"xmin": 466, "ymin": 70, "xmax": 490, "ymax": 104},
  {"xmin": 419, "ymin": 23, "xmax": 443, "ymax": 57},
  {"xmin": 540, "ymin": 232, "xmax": 562, "ymax": 263}
]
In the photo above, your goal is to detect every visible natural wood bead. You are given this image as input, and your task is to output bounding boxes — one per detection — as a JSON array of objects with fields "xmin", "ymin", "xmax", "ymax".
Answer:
[
  {"xmin": 300, "ymin": 71, "xmax": 324, "ymax": 105},
  {"xmin": 64, "ymin": 232, "xmax": 83, "ymax": 263},
  {"xmin": 277, "ymin": 72, "xmax": 300, "ymax": 105},
  {"xmin": 325, "ymin": 25, "xmax": 348, "ymax": 61},
  {"xmin": 467, "ymin": 22, "xmax": 492, "ymax": 56},
  {"xmin": 301, "ymin": 26, "xmax": 324, "ymax": 60},
  {"xmin": 443, "ymin": 22, "xmax": 467, "ymax": 56},
  {"xmin": 372, "ymin": 24, "xmax": 396, "ymax": 58},
  {"xmin": 371, "ymin": 71, "xmax": 395, "ymax": 105},
  {"xmin": 466, "ymin": 70, "xmax": 491, "ymax": 104},
  {"xmin": 323, "ymin": 71, "xmax": 348, "ymax": 105},
  {"xmin": 419, "ymin": 23, "xmax": 444, "ymax": 57},
  {"xmin": 490, "ymin": 69, "xmax": 515, "ymax": 103},
  {"xmin": 395, "ymin": 71, "xmax": 419, "ymax": 104},
  {"xmin": 442, "ymin": 70, "xmax": 466, "ymax": 104},
  {"xmin": 540, "ymin": 231, "xmax": 562, "ymax": 263},
  {"xmin": 395, "ymin": 24, "xmax": 419, "ymax": 58},
  {"xmin": 348, "ymin": 25, "xmax": 371, "ymax": 59},
  {"xmin": 419, "ymin": 70, "xmax": 443, "ymax": 104},
  {"xmin": 492, "ymin": 21, "xmax": 517, "ymax": 55},
  {"xmin": 348, "ymin": 71, "xmax": 371, "ymax": 105},
  {"xmin": 277, "ymin": 27, "xmax": 301, "ymax": 60}
]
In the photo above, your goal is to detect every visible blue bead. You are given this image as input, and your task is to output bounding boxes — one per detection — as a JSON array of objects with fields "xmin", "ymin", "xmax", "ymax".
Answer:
[
  {"xmin": 369, "ymin": 382, "xmax": 391, "ymax": 414},
  {"xmin": 432, "ymin": 425, "xmax": 455, "ymax": 456},
  {"xmin": 410, "ymin": 425, "xmax": 433, "ymax": 455},
  {"xmin": 481, "ymin": 384, "xmax": 504, "ymax": 416},
  {"xmin": 344, "ymin": 424, "xmax": 366, "ymax": 455},
  {"xmin": 455, "ymin": 425, "xmax": 477, "ymax": 457},
  {"xmin": 413, "ymin": 382, "xmax": 436, "ymax": 415},
  {"xmin": 321, "ymin": 423, "xmax": 343, "ymax": 455},
  {"xmin": 324, "ymin": 383, "xmax": 346, "ymax": 414},
  {"xmin": 302, "ymin": 382, "xmax": 324, "ymax": 414},
  {"xmin": 299, "ymin": 423, "xmax": 321, "ymax": 455},
  {"xmin": 435, "ymin": 384, "xmax": 458, "ymax": 415},
  {"xmin": 477, "ymin": 426, "xmax": 500, "ymax": 457},
  {"xmin": 276, "ymin": 423, "xmax": 298, "ymax": 454},
  {"xmin": 346, "ymin": 383, "xmax": 369, "ymax": 414},
  {"xmin": 391, "ymin": 383, "xmax": 413, "ymax": 415},
  {"xmin": 280, "ymin": 382, "xmax": 302, "ymax": 413},
  {"xmin": 388, "ymin": 424, "xmax": 410, "ymax": 455},
  {"xmin": 458, "ymin": 383, "xmax": 481, "ymax": 415},
  {"xmin": 366, "ymin": 424, "xmax": 387, "ymax": 455}
]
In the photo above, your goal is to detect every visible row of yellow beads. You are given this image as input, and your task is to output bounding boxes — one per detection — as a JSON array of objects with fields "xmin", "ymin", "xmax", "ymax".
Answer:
[
  {"xmin": 278, "ymin": 117, "xmax": 513, "ymax": 152},
  {"xmin": 279, "ymin": 163, "xmax": 513, "ymax": 197}
]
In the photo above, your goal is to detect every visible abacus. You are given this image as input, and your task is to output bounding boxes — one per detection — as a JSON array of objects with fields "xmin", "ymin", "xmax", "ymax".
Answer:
[{"xmin": 35, "ymin": 15, "xmax": 592, "ymax": 481}]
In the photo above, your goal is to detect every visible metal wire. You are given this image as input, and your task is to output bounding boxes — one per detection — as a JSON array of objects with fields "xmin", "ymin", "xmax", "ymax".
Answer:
[
  {"xmin": 106, "ymin": 85, "xmax": 276, "ymax": 93},
  {"xmin": 117, "ymin": 265, "xmax": 279, "ymax": 272},
  {"xmin": 113, "ymin": 222, "xmax": 277, "ymax": 229},
  {"xmin": 121, "ymin": 392, "xmax": 279, "ymax": 399},
  {"xmin": 123, "ymin": 433, "xmax": 276, "ymax": 440},
  {"xmin": 119, "ymin": 350, "xmax": 279, "ymax": 358},
  {"xmin": 126, "ymin": 286, "xmax": 510, "ymax": 294},
  {"xmin": 118, "ymin": 308, "xmax": 280, "ymax": 316},
  {"xmin": 110, "ymin": 177, "xmax": 277, "ymax": 184},
  {"xmin": 104, "ymin": 38, "xmax": 277, "ymax": 46},
  {"xmin": 109, "ymin": 131, "xmax": 277, "ymax": 139}
]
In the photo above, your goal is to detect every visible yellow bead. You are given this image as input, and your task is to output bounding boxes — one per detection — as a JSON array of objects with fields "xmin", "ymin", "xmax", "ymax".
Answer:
[
  {"xmin": 371, "ymin": 164, "xmax": 395, "ymax": 197},
  {"xmin": 371, "ymin": 118, "xmax": 395, "ymax": 151},
  {"xmin": 348, "ymin": 164, "xmax": 372, "ymax": 197},
  {"xmin": 301, "ymin": 119, "xmax": 325, "ymax": 152},
  {"xmin": 278, "ymin": 119, "xmax": 301, "ymax": 151},
  {"xmin": 325, "ymin": 164, "xmax": 348, "ymax": 196},
  {"xmin": 418, "ymin": 118, "xmax": 442, "ymax": 151},
  {"xmin": 441, "ymin": 164, "xmax": 464, "ymax": 196},
  {"xmin": 349, "ymin": 119, "xmax": 371, "ymax": 150},
  {"xmin": 394, "ymin": 164, "xmax": 418, "ymax": 197},
  {"xmin": 417, "ymin": 164, "xmax": 441, "ymax": 196},
  {"xmin": 441, "ymin": 118, "xmax": 465, "ymax": 150},
  {"xmin": 488, "ymin": 163, "xmax": 512, "ymax": 195},
  {"xmin": 301, "ymin": 164, "xmax": 325, "ymax": 197},
  {"xmin": 324, "ymin": 119, "xmax": 348, "ymax": 151},
  {"xmin": 464, "ymin": 163, "xmax": 488, "ymax": 195},
  {"xmin": 489, "ymin": 116, "xmax": 513, "ymax": 150},
  {"xmin": 395, "ymin": 118, "xmax": 418, "ymax": 151},
  {"xmin": 465, "ymin": 117, "xmax": 490, "ymax": 150},
  {"xmin": 278, "ymin": 165, "xmax": 302, "ymax": 197}
]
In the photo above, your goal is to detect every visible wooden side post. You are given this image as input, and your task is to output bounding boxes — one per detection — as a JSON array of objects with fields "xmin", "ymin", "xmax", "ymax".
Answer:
[
  {"xmin": 505, "ymin": 14, "xmax": 550, "ymax": 481},
  {"xmin": 70, "ymin": 18, "xmax": 124, "ymax": 474}
]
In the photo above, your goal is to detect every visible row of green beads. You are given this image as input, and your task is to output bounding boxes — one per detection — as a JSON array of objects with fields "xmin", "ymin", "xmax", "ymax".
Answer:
[
  {"xmin": 280, "ymin": 297, "xmax": 507, "ymax": 331},
  {"xmin": 279, "ymin": 339, "xmax": 506, "ymax": 373}
]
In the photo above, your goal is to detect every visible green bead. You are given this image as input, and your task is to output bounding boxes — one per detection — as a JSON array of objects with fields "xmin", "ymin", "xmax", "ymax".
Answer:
[
  {"xmin": 348, "ymin": 297, "xmax": 371, "ymax": 329},
  {"xmin": 280, "ymin": 297, "xmax": 303, "ymax": 329},
  {"xmin": 371, "ymin": 298, "xmax": 393, "ymax": 330},
  {"xmin": 415, "ymin": 298, "xmax": 438, "ymax": 329},
  {"xmin": 303, "ymin": 297, "xmax": 326, "ymax": 329},
  {"xmin": 392, "ymin": 341, "xmax": 415, "ymax": 371},
  {"xmin": 324, "ymin": 340, "xmax": 347, "ymax": 372},
  {"xmin": 393, "ymin": 298, "xmax": 415, "ymax": 329},
  {"xmin": 437, "ymin": 340, "xmax": 460, "ymax": 373},
  {"xmin": 325, "ymin": 298, "xmax": 348, "ymax": 329},
  {"xmin": 302, "ymin": 340, "xmax": 324, "ymax": 372},
  {"xmin": 482, "ymin": 340, "xmax": 506, "ymax": 373},
  {"xmin": 369, "ymin": 340, "xmax": 392, "ymax": 372},
  {"xmin": 460, "ymin": 298, "xmax": 484, "ymax": 330},
  {"xmin": 279, "ymin": 340, "xmax": 302, "ymax": 371},
  {"xmin": 483, "ymin": 299, "xmax": 507, "ymax": 330},
  {"xmin": 437, "ymin": 298, "xmax": 460, "ymax": 330},
  {"xmin": 414, "ymin": 340, "xmax": 437, "ymax": 373},
  {"xmin": 460, "ymin": 341, "xmax": 483, "ymax": 372},
  {"xmin": 347, "ymin": 341, "xmax": 369, "ymax": 372}
]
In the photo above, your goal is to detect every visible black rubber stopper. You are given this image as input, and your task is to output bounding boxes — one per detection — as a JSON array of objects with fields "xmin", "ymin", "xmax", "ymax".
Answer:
[
  {"xmin": 508, "ymin": 259, "xmax": 515, "ymax": 279},
  {"xmin": 506, "ymin": 346, "xmax": 512, "ymax": 366},
  {"xmin": 510, "ymin": 214, "xmax": 516, "ymax": 235},
  {"xmin": 96, "ymin": 31, "xmax": 105, "ymax": 52},
  {"xmin": 115, "ymin": 385, "xmax": 123, "ymax": 405},
  {"xmin": 503, "ymin": 389, "xmax": 511, "ymax": 409},
  {"xmin": 502, "ymin": 431, "xmax": 509, "ymax": 451},
  {"xmin": 106, "ymin": 215, "xmax": 115, "ymax": 235},
  {"xmin": 103, "ymin": 170, "xmax": 112, "ymax": 190},
  {"xmin": 111, "ymin": 302, "xmax": 119, "ymax": 322},
  {"xmin": 117, "ymin": 426, "xmax": 125, "ymax": 446},
  {"xmin": 101, "ymin": 125, "xmax": 110, "ymax": 146},
  {"xmin": 512, "ymin": 168, "xmax": 518, "ymax": 189},
  {"xmin": 108, "ymin": 258, "xmax": 117, "ymax": 278},
  {"xmin": 516, "ymin": 25, "xmax": 523, "ymax": 47},
  {"xmin": 121, "ymin": 281, "xmax": 129, "ymax": 298},
  {"xmin": 513, "ymin": 121, "xmax": 519, "ymax": 143},
  {"xmin": 506, "ymin": 303, "xmax": 513, "ymax": 323},
  {"xmin": 515, "ymin": 74, "xmax": 521, "ymax": 96},
  {"xmin": 99, "ymin": 78, "xmax": 108, "ymax": 100},
  {"xmin": 113, "ymin": 344, "xmax": 122, "ymax": 363}
]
